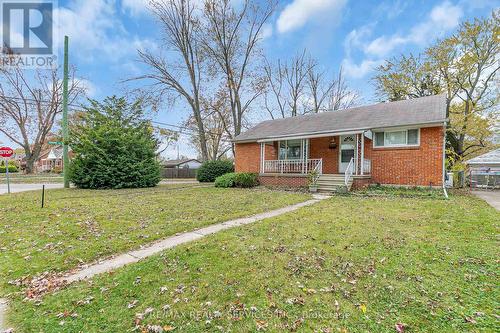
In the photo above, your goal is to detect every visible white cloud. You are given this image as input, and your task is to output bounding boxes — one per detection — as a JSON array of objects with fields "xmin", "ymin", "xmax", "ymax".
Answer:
[
  {"xmin": 122, "ymin": 0, "xmax": 151, "ymax": 16},
  {"xmin": 259, "ymin": 23, "xmax": 273, "ymax": 40},
  {"xmin": 341, "ymin": 1, "xmax": 464, "ymax": 79},
  {"xmin": 342, "ymin": 58, "xmax": 383, "ymax": 79},
  {"xmin": 343, "ymin": 24, "xmax": 374, "ymax": 58},
  {"xmin": 77, "ymin": 78, "xmax": 98, "ymax": 98},
  {"xmin": 364, "ymin": 1, "xmax": 463, "ymax": 57},
  {"xmin": 54, "ymin": 0, "xmax": 156, "ymax": 62},
  {"xmin": 364, "ymin": 35, "xmax": 406, "ymax": 57},
  {"xmin": 276, "ymin": 0, "xmax": 347, "ymax": 34}
]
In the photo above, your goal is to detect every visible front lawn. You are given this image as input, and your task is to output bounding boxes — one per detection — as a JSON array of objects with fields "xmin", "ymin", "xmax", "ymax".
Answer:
[
  {"xmin": 8, "ymin": 192, "xmax": 498, "ymax": 332},
  {"xmin": 0, "ymin": 185, "xmax": 310, "ymax": 295},
  {"xmin": 0, "ymin": 174, "xmax": 64, "ymax": 184}
]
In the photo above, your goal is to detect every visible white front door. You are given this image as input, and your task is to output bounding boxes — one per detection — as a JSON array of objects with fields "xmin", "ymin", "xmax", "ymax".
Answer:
[{"xmin": 339, "ymin": 135, "xmax": 356, "ymax": 173}]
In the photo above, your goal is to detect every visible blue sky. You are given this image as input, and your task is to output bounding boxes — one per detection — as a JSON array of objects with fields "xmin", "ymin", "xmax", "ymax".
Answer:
[{"xmin": 1, "ymin": 0, "xmax": 498, "ymax": 157}]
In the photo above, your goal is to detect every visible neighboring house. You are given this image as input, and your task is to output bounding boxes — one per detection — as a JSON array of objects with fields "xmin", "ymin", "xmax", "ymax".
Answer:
[
  {"xmin": 466, "ymin": 149, "xmax": 500, "ymax": 189},
  {"xmin": 11, "ymin": 148, "xmax": 26, "ymax": 169},
  {"xmin": 164, "ymin": 158, "xmax": 202, "ymax": 169},
  {"xmin": 37, "ymin": 146, "xmax": 64, "ymax": 172},
  {"xmin": 233, "ymin": 94, "xmax": 447, "ymax": 191}
]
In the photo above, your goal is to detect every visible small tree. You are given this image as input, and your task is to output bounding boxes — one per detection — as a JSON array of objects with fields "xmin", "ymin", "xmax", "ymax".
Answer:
[{"xmin": 69, "ymin": 97, "xmax": 161, "ymax": 189}]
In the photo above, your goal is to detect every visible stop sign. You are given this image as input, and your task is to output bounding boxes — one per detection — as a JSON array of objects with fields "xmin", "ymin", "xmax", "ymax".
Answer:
[{"xmin": 0, "ymin": 147, "xmax": 14, "ymax": 158}]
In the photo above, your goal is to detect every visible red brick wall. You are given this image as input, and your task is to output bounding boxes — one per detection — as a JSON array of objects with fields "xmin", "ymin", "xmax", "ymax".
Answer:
[
  {"xmin": 368, "ymin": 126, "xmax": 444, "ymax": 186},
  {"xmin": 235, "ymin": 142, "xmax": 278, "ymax": 173},
  {"xmin": 352, "ymin": 177, "xmax": 372, "ymax": 190},
  {"xmin": 235, "ymin": 126, "xmax": 444, "ymax": 187},
  {"xmin": 235, "ymin": 142, "xmax": 261, "ymax": 173},
  {"xmin": 265, "ymin": 142, "xmax": 278, "ymax": 160},
  {"xmin": 309, "ymin": 136, "xmax": 339, "ymax": 174},
  {"xmin": 259, "ymin": 175, "xmax": 308, "ymax": 187}
]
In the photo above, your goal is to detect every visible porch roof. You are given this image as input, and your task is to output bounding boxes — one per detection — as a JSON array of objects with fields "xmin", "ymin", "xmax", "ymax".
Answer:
[{"xmin": 233, "ymin": 94, "xmax": 447, "ymax": 143}]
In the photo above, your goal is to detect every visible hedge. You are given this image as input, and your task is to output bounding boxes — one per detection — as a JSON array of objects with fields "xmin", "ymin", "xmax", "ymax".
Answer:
[
  {"xmin": 214, "ymin": 172, "xmax": 236, "ymax": 188},
  {"xmin": 0, "ymin": 165, "xmax": 18, "ymax": 173},
  {"xmin": 214, "ymin": 172, "xmax": 259, "ymax": 188},
  {"xmin": 234, "ymin": 172, "xmax": 259, "ymax": 188},
  {"xmin": 196, "ymin": 160, "xmax": 234, "ymax": 182}
]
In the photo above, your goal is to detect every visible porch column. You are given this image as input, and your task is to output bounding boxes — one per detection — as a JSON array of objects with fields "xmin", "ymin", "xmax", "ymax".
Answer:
[
  {"xmin": 355, "ymin": 134, "xmax": 359, "ymax": 175},
  {"xmin": 260, "ymin": 143, "xmax": 265, "ymax": 174},
  {"xmin": 302, "ymin": 139, "xmax": 307, "ymax": 174},
  {"xmin": 361, "ymin": 131, "xmax": 365, "ymax": 175}
]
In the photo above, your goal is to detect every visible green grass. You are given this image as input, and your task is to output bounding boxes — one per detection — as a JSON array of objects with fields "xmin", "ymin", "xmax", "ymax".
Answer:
[
  {"xmin": 7, "ymin": 191, "xmax": 498, "ymax": 332},
  {"xmin": 0, "ymin": 185, "xmax": 310, "ymax": 296},
  {"xmin": 0, "ymin": 174, "xmax": 64, "ymax": 184},
  {"xmin": 355, "ymin": 184, "xmax": 447, "ymax": 199}
]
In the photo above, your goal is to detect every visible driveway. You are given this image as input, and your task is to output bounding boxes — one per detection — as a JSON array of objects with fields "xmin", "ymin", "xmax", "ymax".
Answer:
[
  {"xmin": 0, "ymin": 183, "xmax": 63, "ymax": 195},
  {"xmin": 472, "ymin": 191, "xmax": 500, "ymax": 211}
]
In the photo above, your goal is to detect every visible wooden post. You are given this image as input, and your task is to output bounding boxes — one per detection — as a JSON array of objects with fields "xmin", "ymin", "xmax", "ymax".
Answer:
[
  {"xmin": 260, "ymin": 143, "xmax": 265, "ymax": 174},
  {"xmin": 361, "ymin": 131, "xmax": 365, "ymax": 175}
]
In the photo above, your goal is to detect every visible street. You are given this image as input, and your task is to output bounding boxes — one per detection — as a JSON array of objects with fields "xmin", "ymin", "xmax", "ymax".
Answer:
[{"xmin": 0, "ymin": 183, "xmax": 63, "ymax": 195}]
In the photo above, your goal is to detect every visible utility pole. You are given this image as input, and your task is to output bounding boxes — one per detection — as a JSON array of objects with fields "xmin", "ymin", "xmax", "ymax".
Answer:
[{"xmin": 62, "ymin": 36, "xmax": 70, "ymax": 188}]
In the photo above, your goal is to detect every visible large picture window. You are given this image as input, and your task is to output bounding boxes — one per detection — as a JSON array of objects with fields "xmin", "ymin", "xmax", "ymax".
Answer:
[
  {"xmin": 278, "ymin": 139, "xmax": 308, "ymax": 160},
  {"xmin": 374, "ymin": 129, "xmax": 420, "ymax": 147}
]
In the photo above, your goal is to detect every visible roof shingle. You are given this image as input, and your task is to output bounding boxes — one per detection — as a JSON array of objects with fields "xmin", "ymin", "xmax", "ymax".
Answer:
[{"xmin": 234, "ymin": 94, "xmax": 447, "ymax": 142}]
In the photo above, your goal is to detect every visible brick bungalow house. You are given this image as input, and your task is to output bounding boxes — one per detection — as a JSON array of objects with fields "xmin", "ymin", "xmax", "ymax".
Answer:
[{"xmin": 233, "ymin": 94, "xmax": 447, "ymax": 191}]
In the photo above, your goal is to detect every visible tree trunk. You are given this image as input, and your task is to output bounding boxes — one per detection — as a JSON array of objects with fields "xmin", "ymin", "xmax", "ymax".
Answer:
[{"xmin": 25, "ymin": 156, "xmax": 36, "ymax": 174}]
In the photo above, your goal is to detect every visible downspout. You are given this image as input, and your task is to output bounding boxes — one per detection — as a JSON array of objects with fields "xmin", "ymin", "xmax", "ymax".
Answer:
[{"xmin": 442, "ymin": 122, "xmax": 448, "ymax": 199}]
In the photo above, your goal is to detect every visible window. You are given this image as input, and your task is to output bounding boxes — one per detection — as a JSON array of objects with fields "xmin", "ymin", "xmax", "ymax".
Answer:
[
  {"xmin": 407, "ymin": 129, "xmax": 419, "ymax": 144},
  {"xmin": 373, "ymin": 129, "xmax": 420, "ymax": 147},
  {"xmin": 278, "ymin": 139, "xmax": 308, "ymax": 160},
  {"xmin": 341, "ymin": 149, "xmax": 354, "ymax": 163}
]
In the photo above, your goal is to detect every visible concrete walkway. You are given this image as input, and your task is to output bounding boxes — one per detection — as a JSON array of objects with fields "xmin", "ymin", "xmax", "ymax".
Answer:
[
  {"xmin": 62, "ymin": 194, "xmax": 329, "ymax": 284},
  {"xmin": 472, "ymin": 190, "xmax": 500, "ymax": 211},
  {"xmin": 0, "ymin": 298, "xmax": 9, "ymax": 332},
  {"xmin": 0, "ymin": 195, "xmax": 328, "ymax": 331}
]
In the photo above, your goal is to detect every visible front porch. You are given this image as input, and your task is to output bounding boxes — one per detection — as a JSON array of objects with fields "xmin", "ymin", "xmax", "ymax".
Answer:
[{"xmin": 258, "ymin": 133, "xmax": 372, "ymax": 178}]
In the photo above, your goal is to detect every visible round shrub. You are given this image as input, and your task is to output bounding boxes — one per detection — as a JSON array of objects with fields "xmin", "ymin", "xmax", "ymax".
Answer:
[
  {"xmin": 214, "ymin": 172, "xmax": 236, "ymax": 188},
  {"xmin": 196, "ymin": 160, "xmax": 234, "ymax": 182},
  {"xmin": 234, "ymin": 173, "xmax": 259, "ymax": 188}
]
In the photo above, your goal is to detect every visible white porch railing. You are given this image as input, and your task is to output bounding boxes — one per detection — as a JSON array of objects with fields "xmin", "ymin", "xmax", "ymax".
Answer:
[
  {"xmin": 345, "ymin": 157, "xmax": 354, "ymax": 186},
  {"xmin": 263, "ymin": 159, "xmax": 323, "ymax": 174},
  {"xmin": 362, "ymin": 159, "xmax": 371, "ymax": 175}
]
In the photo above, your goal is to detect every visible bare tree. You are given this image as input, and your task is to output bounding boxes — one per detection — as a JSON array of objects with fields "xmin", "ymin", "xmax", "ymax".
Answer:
[
  {"xmin": 0, "ymin": 64, "xmax": 84, "ymax": 173},
  {"xmin": 133, "ymin": 0, "xmax": 210, "ymax": 161},
  {"xmin": 264, "ymin": 53, "xmax": 358, "ymax": 117},
  {"xmin": 202, "ymin": 0, "xmax": 275, "ymax": 138},
  {"xmin": 155, "ymin": 128, "xmax": 179, "ymax": 157},
  {"xmin": 306, "ymin": 60, "xmax": 335, "ymax": 113},
  {"xmin": 186, "ymin": 88, "xmax": 232, "ymax": 160},
  {"xmin": 263, "ymin": 58, "xmax": 286, "ymax": 119},
  {"xmin": 326, "ymin": 68, "xmax": 359, "ymax": 111},
  {"xmin": 264, "ymin": 51, "xmax": 313, "ymax": 118}
]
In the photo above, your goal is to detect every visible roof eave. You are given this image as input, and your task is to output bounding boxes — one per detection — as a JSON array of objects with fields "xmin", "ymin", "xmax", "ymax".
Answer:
[{"xmin": 232, "ymin": 119, "xmax": 448, "ymax": 143}]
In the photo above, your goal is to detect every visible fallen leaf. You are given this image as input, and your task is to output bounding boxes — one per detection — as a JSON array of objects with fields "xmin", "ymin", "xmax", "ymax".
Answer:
[
  {"xmin": 395, "ymin": 322, "xmax": 406, "ymax": 332},
  {"xmin": 127, "ymin": 300, "xmax": 138, "ymax": 309}
]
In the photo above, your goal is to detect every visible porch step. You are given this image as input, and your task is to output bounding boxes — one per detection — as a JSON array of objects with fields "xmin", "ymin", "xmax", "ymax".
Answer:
[{"xmin": 316, "ymin": 174, "xmax": 353, "ymax": 193}]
